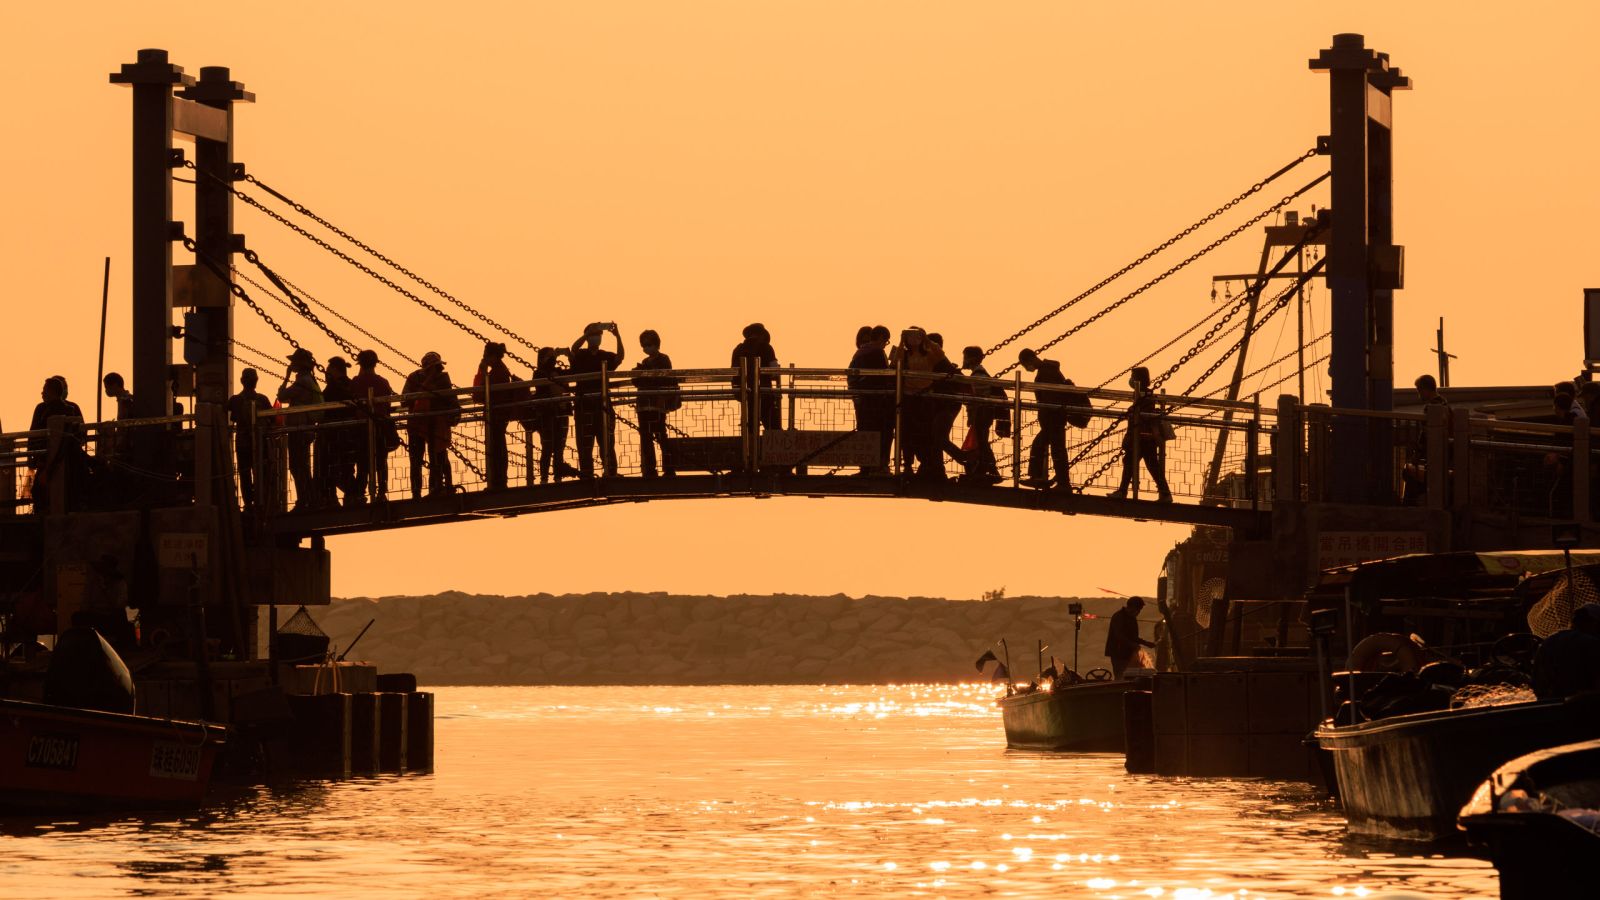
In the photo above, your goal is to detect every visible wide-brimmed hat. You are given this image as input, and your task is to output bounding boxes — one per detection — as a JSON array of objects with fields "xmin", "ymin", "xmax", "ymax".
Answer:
[
  {"xmin": 288, "ymin": 348, "xmax": 315, "ymax": 366},
  {"xmin": 326, "ymin": 356, "xmax": 349, "ymax": 371},
  {"xmin": 421, "ymin": 351, "xmax": 443, "ymax": 368}
]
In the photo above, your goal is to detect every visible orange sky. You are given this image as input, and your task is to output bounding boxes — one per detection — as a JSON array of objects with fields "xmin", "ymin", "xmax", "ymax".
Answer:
[{"xmin": 3, "ymin": 4, "xmax": 1597, "ymax": 599}]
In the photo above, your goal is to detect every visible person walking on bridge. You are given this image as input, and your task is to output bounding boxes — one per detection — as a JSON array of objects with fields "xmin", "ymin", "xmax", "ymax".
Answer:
[
  {"xmin": 533, "ymin": 348, "xmax": 581, "ymax": 483},
  {"xmin": 226, "ymin": 368, "xmax": 271, "ymax": 510},
  {"xmin": 1017, "ymin": 348, "xmax": 1080, "ymax": 490},
  {"xmin": 890, "ymin": 326, "xmax": 949, "ymax": 480},
  {"xmin": 351, "ymin": 349, "xmax": 396, "ymax": 503},
  {"xmin": 731, "ymin": 323, "xmax": 780, "ymax": 435},
  {"xmin": 402, "ymin": 351, "xmax": 459, "ymax": 498},
  {"xmin": 474, "ymin": 341, "xmax": 517, "ymax": 491},
  {"xmin": 848, "ymin": 325, "xmax": 892, "ymax": 475},
  {"xmin": 1105, "ymin": 596, "xmax": 1156, "ymax": 679},
  {"xmin": 633, "ymin": 330, "xmax": 679, "ymax": 479},
  {"xmin": 1110, "ymin": 366, "xmax": 1172, "ymax": 503},
  {"xmin": 571, "ymin": 322, "xmax": 624, "ymax": 478},
  {"xmin": 959, "ymin": 346, "xmax": 1005, "ymax": 484},
  {"xmin": 277, "ymin": 348, "xmax": 323, "ymax": 511}
]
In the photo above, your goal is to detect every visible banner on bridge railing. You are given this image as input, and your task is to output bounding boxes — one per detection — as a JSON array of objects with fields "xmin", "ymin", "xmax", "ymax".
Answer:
[{"xmin": 758, "ymin": 430, "xmax": 880, "ymax": 468}]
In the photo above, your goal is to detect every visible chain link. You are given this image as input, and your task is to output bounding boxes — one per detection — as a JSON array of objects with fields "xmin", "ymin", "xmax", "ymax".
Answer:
[
  {"xmin": 183, "ymin": 236, "xmax": 306, "ymax": 355},
  {"xmin": 241, "ymin": 171, "xmax": 541, "ymax": 356},
  {"xmin": 185, "ymin": 164, "xmax": 535, "ymax": 370},
  {"xmin": 985, "ymin": 147, "xmax": 1319, "ymax": 358},
  {"xmin": 243, "ymin": 250, "xmax": 358, "ymax": 358},
  {"xmin": 1175, "ymin": 257, "xmax": 1326, "ymax": 398},
  {"xmin": 995, "ymin": 170, "xmax": 1330, "ymax": 378}
]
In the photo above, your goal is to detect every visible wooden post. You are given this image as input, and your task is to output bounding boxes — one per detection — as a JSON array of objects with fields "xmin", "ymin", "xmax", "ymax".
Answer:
[
  {"xmin": 1273, "ymin": 395, "xmax": 1301, "ymax": 505},
  {"xmin": 1012, "ymin": 372, "xmax": 1023, "ymax": 487},
  {"xmin": 1425, "ymin": 402, "xmax": 1448, "ymax": 510},
  {"xmin": 1575, "ymin": 419, "xmax": 1591, "ymax": 524},
  {"xmin": 1451, "ymin": 409, "xmax": 1473, "ymax": 511}
]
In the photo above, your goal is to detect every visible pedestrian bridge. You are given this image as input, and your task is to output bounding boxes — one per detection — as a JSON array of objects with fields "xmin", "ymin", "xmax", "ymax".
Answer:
[{"xmin": 11, "ymin": 365, "xmax": 1589, "ymax": 544}]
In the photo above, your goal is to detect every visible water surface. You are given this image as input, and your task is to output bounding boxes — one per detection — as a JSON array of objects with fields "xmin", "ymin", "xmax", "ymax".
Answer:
[{"xmin": 1, "ymin": 684, "xmax": 1496, "ymax": 897}]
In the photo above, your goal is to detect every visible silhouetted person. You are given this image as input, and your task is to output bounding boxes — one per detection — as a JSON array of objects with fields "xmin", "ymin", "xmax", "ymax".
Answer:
[
  {"xmin": 890, "ymin": 326, "xmax": 949, "ymax": 480},
  {"xmin": 321, "ymin": 356, "xmax": 361, "ymax": 506},
  {"xmin": 101, "ymin": 372, "xmax": 135, "ymax": 458},
  {"xmin": 474, "ymin": 341, "xmax": 516, "ymax": 491},
  {"xmin": 226, "ymin": 368, "xmax": 272, "ymax": 509},
  {"xmin": 849, "ymin": 325, "xmax": 892, "ymax": 474},
  {"xmin": 633, "ymin": 330, "xmax": 678, "ymax": 478},
  {"xmin": 571, "ymin": 322, "xmax": 624, "ymax": 478},
  {"xmin": 960, "ymin": 346, "xmax": 1005, "ymax": 484},
  {"xmin": 1533, "ymin": 603, "xmax": 1600, "ymax": 700},
  {"xmin": 402, "ymin": 351, "xmax": 459, "ymax": 498},
  {"xmin": 533, "ymin": 348, "xmax": 580, "ymax": 483},
  {"xmin": 27, "ymin": 377, "xmax": 82, "ymax": 501},
  {"xmin": 276, "ymin": 348, "xmax": 323, "ymax": 511},
  {"xmin": 350, "ymin": 349, "xmax": 396, "ymax": 503},
  {"xmin": 1112, "ymin": 366, "xmax": 1172, "ymax": 503},
  {"xmin": 49, "ymin": 375, "xmax": 86, "ymax": 421},
  {"xmin": 1105, "ymin": 596, "xmax": 1156, "ymax": 679},
  {"xmin": 731, "ymin": 322, "xmax": 780, "ymax": 434},
  {"xmin": 1403, "ymin": 373, "xmax": 1450, "ymax": 505},
  {"xmin": 926, "ymin": 332, "xmax": 967, "ymax": 468},
  {"xmin": 1018, "ymin": 348, "xmax": 1073, "ymax": 490}
]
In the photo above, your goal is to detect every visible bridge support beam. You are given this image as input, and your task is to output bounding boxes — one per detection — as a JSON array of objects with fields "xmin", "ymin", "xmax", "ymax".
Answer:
[
  {"xmin": 1310, "ymin": 34, "xmax": 1410, "ymax": 504},
  {"xmin": 110, "ymin": 50, "xmax": 192, "ymax": 444}
]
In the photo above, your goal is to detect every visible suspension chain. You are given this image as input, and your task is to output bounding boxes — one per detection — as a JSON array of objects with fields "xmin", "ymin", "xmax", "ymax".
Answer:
[
  {"xmin": 1096, "ymin": 292, "xmax": 1236, "ymax": 389},
  {"xmin": 240, "ymin": 170, "xmax": 541, "ymax": 356},
  {"xmin": 1175, "ymin": 257, "xmax": 1326, "ymax": 398},
  {"xmin": 185, "ymin": 163, "xmax": 535, "ymax": 369},
  {"xmin": 995, "ymin": 170, "xmax": 1330, "ymax": 378},
  {"xmin": 985, "ymin": 146, "xmax": 1320, "ymax": 358},
  {"xmin": 275, "ymin": 271, "xmax": 420, "ymax": 368},
  {"xmin": 242, "ymin": 250, "xmax": 358, "ymax": 358},
  {"xmin": 183, "ymin": 236, "xmax": 306, "ymax": 356}
]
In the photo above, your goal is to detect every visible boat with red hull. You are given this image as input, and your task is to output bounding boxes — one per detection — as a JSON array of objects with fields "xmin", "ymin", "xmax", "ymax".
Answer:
[{"xmin": 0, "ymin": 698, "xmax": 228, "ymax": 812}]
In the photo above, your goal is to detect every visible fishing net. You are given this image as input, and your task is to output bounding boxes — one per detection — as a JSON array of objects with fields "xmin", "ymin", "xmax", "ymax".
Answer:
[
  {"xmin": 1194, "ymin": 577, "xmax": 1225, "ymax": 629},
  {"xmin": 1527, "ymin": 570, "xmax": 1599, "ymax": 637},
  {"xmin": 1449, "ymin": 683, "xmax": 1537, "ymax": 710}
]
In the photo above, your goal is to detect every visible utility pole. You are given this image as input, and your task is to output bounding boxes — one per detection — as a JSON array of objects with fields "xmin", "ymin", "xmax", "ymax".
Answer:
[{"xmin": 1431, "ymin": 317, "xmax": 1455, "ymax": 388}]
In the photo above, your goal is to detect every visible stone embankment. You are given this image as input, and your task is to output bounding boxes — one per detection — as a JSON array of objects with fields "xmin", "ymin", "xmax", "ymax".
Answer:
[{"xmin": 310, "ymin": 593, "xmax": 1126, "ymax": 686}]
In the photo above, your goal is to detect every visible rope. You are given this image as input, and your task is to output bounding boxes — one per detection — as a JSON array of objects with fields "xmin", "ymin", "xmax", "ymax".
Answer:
[
  {"xmin": 994, "ymin": 171, "xmax": 1330, "ymax": 377},
  {"xmin": 985, "ymin": 147, "xmax": 1321, "ymax": 358}
]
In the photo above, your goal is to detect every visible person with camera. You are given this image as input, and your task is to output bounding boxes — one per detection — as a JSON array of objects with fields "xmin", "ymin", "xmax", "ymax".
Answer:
[{"xmin": 570, "ymin": 321, "xmax": 625, "ymax": 478}]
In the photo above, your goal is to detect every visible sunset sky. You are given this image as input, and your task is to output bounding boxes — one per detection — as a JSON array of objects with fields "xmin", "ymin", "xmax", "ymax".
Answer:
[{"xmin": 3, "ymin": 4, "xmax": 1596, "ymax": 599}]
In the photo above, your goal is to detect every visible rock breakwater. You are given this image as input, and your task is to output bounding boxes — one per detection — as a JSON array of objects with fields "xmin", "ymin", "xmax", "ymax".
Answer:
[{"xmin": 310, "ymin": 593, "xmax": 1128, "ymax": 686}]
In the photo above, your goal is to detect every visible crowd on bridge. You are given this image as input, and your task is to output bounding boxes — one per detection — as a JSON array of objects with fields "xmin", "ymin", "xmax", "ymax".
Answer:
[{"xmin": 16, "ymin": 323, "xmax": 1182, "ymax": 513}]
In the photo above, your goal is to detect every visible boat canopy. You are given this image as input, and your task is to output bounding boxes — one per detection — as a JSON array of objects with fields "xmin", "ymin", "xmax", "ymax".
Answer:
[{"xmin": 1315, "ymin": 550, "xmax": 1600, "ymax": 601}]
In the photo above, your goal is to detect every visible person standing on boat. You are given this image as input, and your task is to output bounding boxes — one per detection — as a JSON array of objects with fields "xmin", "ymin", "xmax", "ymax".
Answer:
[
  {"xmin": 1104, "ymin": 596, "xmax": 1156, "ymax": 679},
  {"xmin": 1532, "ymin": 603, "xmax": 1600, "ymax": 700}
]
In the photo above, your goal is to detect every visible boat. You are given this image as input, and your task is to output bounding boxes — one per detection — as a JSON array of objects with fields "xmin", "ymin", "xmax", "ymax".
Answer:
[
  {"xmin": 1457, "ymin": 738, "xmax": 1600, "ymax": 899},
  {"xmin": 1313, "ymin": 692, "xmax": 1600, "ymax": 841},
  {"xmin": 0, "ymin": 697, "xmax": 228, "ymax": 812},
  {"xmin": 998, "ymin": 678, "xmax": 1135, "ymax": 752}
]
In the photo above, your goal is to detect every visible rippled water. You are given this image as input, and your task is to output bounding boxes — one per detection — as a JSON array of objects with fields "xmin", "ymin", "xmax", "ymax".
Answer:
[{"xmin": 2, "ymin": 685, "xmax": 1496, "ymax": 898}]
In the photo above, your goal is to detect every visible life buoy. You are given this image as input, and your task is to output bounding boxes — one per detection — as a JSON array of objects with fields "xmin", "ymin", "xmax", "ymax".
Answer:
[{"xmin": 1347, "ymin": 633, "xmax": 1427, "ymax": 673}]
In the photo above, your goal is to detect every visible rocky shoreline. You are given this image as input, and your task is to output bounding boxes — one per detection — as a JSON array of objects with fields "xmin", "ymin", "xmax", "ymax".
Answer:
[{"xmin": 310, "ymin": 592, "xmax": 1126, "ymax": 686}]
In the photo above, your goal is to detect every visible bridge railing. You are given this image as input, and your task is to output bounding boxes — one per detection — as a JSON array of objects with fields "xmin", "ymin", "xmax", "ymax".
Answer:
[
  {"xmin": 235, "ymin": 366, "xmax": 1277, "ymax": 512},
  {"xmin": 1283, "ymin": 397, "xmax": 1597, "ymax": 522},
  {"xmin": 0, "ymin": 413, "xmax": 197, "ymax": 516}
]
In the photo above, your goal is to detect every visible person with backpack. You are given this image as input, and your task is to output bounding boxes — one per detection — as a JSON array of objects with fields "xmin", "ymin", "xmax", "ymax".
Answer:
[
  {"xmin": 1111, "ymin": 366, "xmax": 1172, "ymax": 503},
  {"xmin": 959, "ymin": 346, "xmax": 1007, "ymax": 484},
  {"xmin": 632, "ymin": 329, "xmax": 680, "ymax": 479},
  {"xmin": 1017, "ymin": 348, "xmax": 1088, "ymax": 490},
  {"xmin": 402, "ymin": 351, "xmax": 459, "ymax": 498}
]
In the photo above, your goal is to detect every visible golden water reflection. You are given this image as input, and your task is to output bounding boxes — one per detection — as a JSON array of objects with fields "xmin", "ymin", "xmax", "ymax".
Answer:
[{"xmin": 0, "ymin": 684, "xmax": 1493, "ymax": 898}]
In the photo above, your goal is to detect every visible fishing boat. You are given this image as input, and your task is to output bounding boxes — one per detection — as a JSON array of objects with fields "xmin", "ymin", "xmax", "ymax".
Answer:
[
  {"xmin": 1313, "ymin": 692, "xmax": 1600, "ymax": 841},
  {"xmin": 998, "ymin": 678, "xmax": 1135, "ymax": 752},
  {"xmin": 1457, "ymin": 738, "xmax": 1600, "ymax": 899},
  {"xmin": 0, "ymin": 697, "xmax": 229, "ymax": 812}
]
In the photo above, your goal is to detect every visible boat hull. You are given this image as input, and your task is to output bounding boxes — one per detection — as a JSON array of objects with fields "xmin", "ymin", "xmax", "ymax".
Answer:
[
  {"xmin": 0, "ymin": 698, "xmax": 228, "ymax": 812},
  {"xmin": 1315, "ymin": 694, "xmax": 1600, "ymax": 841},
  {"xmin": 998, "ymin": 680, "xmax": 1133, "ymax": 752}
]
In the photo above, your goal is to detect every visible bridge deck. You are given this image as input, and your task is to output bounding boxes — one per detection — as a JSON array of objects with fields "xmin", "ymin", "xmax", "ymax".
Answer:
[{"xmin": 267, "ymin": 473, "xmax": 1270, "ymax": 538}]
